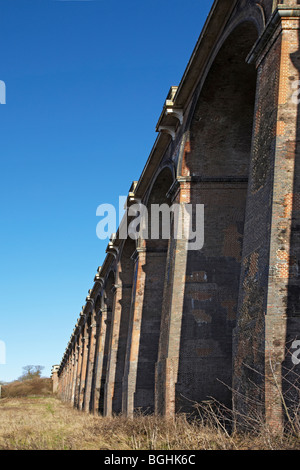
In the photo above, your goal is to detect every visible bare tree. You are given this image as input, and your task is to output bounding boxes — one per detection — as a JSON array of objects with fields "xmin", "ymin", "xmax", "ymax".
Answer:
[{"xmin": 18, "ymin": 365, "xmax": 44, "ymax": 381}]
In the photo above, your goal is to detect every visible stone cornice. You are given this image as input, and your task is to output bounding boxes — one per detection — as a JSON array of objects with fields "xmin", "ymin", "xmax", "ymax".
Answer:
[{"xmin": 156, "ymin": 87, "xmax": 183, "ymax": 141}]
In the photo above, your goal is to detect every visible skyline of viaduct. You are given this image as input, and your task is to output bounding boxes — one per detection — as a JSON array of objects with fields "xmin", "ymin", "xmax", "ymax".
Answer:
[{"xmin": 52, "ymin": 0, "xmax": 300, "ymax": 432}]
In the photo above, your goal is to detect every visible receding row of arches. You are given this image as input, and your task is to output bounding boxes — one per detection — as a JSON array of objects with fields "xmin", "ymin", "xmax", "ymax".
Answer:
[{"xmin": 56, "ymin": 17, "xmax": 262, "ymax": 417}]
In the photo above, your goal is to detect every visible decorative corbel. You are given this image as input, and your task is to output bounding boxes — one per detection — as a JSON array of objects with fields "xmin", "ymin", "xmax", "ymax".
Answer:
[
  {"xmin": 80, "ymin": 309, "xmax": 86, "ymax": 318},
  {"xmin": 158, "ymin": 125, "xmax": 176, "ymax": 140},
  {"xmin": 94, "ymin": 266, "xmax": 105, "ymax": 286},
  {"xmin": 128, "ymin": 193, "xmax": 141, "ymax": 205},
  {"xmin": 165, "ymin": 107, "xmax": 183, "ymax": 125},
  {"xmin": 106, "ymin": 240, "xmax": 119, "ymax": 258},
  {"xmin": 86, "ymin": 293, "xmax": 94, "ymax": 305}
]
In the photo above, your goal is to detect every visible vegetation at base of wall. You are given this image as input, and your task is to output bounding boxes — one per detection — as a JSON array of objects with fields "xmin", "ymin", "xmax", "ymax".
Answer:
[
  {"xmin": 0, "ymin": 396, "xmax": 299, "ymax": 450},
  {"xmin": 1, "ymin": 377, "xmax": 52, "ymax": 398}
]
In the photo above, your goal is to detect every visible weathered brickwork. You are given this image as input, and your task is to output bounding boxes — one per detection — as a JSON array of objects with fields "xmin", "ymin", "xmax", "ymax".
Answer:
[{"xmin": 53, "ymin": 0, "xmax": 300, "ymax": 432}]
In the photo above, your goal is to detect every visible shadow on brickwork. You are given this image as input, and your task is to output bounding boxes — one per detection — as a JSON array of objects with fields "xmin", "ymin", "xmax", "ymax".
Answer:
[
  {"xmin": 175, "ymin": 22, "xmax": 259, "ymax": 413},
  {"xmin": 111, "ymin": 237, "xmax": 135, "ymax": 414},
  {"xmin": 133, "ymin": 168, "xmax": 173, "ymax": 414},
  {"xmin": 97, "ymin": 271, "xmax": 114, "ymax": 414},
  {"xmin": 89, "ymin": 294, "xmax": 102, "ymax": 412}
]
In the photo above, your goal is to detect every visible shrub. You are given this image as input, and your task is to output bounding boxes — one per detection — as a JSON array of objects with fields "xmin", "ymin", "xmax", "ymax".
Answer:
[{"xmin": 1, "ymin": 377, "xmax": 52, "ymax": 398}]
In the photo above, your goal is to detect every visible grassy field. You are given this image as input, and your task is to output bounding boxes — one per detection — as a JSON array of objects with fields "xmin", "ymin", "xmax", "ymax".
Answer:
[{"xmin": 0, "ymin": 394, "xmax": 300, "ymax": 450}]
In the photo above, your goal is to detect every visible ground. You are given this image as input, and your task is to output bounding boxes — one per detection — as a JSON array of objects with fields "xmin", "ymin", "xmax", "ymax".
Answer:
[{"xmin": 0, "ymin": 396, "xmax": 299, "ymax": 450}]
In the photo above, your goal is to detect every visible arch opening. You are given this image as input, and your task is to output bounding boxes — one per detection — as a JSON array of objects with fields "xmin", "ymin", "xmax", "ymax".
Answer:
[
  {"xmin": 98, "ymin": 271, "xmax": 115, "ymax": 415},
  {"xmin": 110, "ymin": 237, "xmax": 136, "ymax": 415},
  {"xmin": 177, "ymin": 22, "xmax": 259, "ymax": 413},
  {"xmin": 133, "ymin": 167, "xmax": 174, "ymax": 413},
  {"xmin": 187, "ymin": 21, "xmax": 258, "ymax": 178}
]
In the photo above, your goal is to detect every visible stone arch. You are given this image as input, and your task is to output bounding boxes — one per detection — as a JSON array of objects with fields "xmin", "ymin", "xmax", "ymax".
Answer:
[
  {"xmin": 144, "ymin": 166, "xmax": 175, "ymax": 250},
  {"xmin": 97, "ymin": 270, "xmax": 115, "ymax": 414},
  {"xmin": 174, "ymin": 20, "xmax": 259, "ymax": 412},
  {"xmin": 90, "ymin": 293, "xmax": 103, "ymax": 412},
  {"xmin": 80, "ymin": 309, "xmax": 93, "ymax": 410},
  {"xmin": 83, "ymin": 305, "xmax": 98, "ymax": 413},
  {"xmin": 177, "ymin": 8, "xmax": 264, "ymax": 175},
  {"xmin": 183, "ymin": 21, "xmax": 258, "ymax": 178},
  {"xmin": 104, "ymin": 236, "xmax": 136, "ymax": 415},
  {"xmin": 143, "ymin": 163, "xmax": 176, "ymax": 207},
  {"xmin": 103, "ymin": 270, "xmax": 116, "ymax": 310},
  {"xmin": 134, "ymin": 167, "xmax": 174, "ymax": 413}
]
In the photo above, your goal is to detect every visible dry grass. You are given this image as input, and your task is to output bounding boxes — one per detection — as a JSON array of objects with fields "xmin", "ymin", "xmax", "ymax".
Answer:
[
  {"xmin": 1, "ymin": 378, "xmax": 52, "ymax": 398},
  {"xmin": 0, "ymin": 396, "xmax": 299, "ymax": 450}
]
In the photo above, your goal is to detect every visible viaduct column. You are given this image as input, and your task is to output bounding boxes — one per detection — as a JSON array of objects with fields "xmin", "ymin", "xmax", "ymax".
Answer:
[
  {"xmin": 234, "ymin": 5, "xmax": 300, "ymax": 432},
  {"xmin": 74, "ymin": 324, "xmax": 84, "ymax": 408},
  {"xmin": 60, "ymin": 365, "xmax": 66, "ymax": 399},
  {"xmin": 67, "ymin": 348, "xmax": 75, "ymax": 402},
  {"xmin": 123, "ymin": 243, "xmax": 167, "ymax": 416},
  {"xmin": 122, "ymin": 247, "xmax": 146, "ymax": 417},
  {"xmin": 61, "ymin": 359, "xmax": 68, "ymax": 401},
  {"xmin": 90, "ymin": 307, "xmax": 102, "ymax": 413},
  {"xmin": 83, "ymin": 310, "xmax": 97, "ymax": 412},
  {"xmin": 57, "ymin": 370, "xmax": 62, "ymax": 397},
  {"xmin": 70, "ymin": 335, "xmax": 79, "ymax": 404},
  {"xmin": 66, "ymin": 353, "xmax": 72, "ymax": 401},
  {"xmin": 104, "ymin": 282, "xmax": 133, "ymax": 416},
  {"xmin": 60, "ymin": 360, "xmax": 66, "ymax": 400},
  {"xmin": 155, "ymin": 179, "xmax": 189, "ymax": 416},
  {"xmin": 71, "ymin": 337, "xmax": 79, "ymax": 405},
  {"xmin": 78, "ymin": 317, "xmax": 89, "ymax": 410},
  {"xmin": 92, "ymin": 306, "xmax": 110, "ymax": 413},
  {"xmin": 104, "ymin": 282, "xmax": 122, "ymax": 417}
]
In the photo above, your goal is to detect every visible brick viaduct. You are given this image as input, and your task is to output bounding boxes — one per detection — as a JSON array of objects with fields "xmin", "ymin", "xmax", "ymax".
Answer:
[{"xmin": 52, "ymin": 0, "xmax": 300, "ymax": 432}]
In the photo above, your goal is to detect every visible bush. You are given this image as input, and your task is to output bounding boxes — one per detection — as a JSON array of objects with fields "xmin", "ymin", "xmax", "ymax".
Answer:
[
  {"xmin": 1, "ymin": 377, "xmax": 52, "ymax": 398},
  {"xmin": 18, "ymin": 365, "xmax": 44, "ymax": 382}
]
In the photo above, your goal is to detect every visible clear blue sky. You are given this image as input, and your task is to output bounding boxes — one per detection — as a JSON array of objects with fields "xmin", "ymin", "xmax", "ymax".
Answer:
[{"xmin": 0, "ymin": 0, "xmax": 214, "ymax": 382}]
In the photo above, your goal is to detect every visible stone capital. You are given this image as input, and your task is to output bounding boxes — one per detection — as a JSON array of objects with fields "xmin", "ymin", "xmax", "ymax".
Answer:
[
  {"xmin": 100, "ymin": 306, "xmax": 109, "ymax": 314},
  {"xmin": 111, "ymin": 283, "xmax": 122, "ymax": 294}
]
